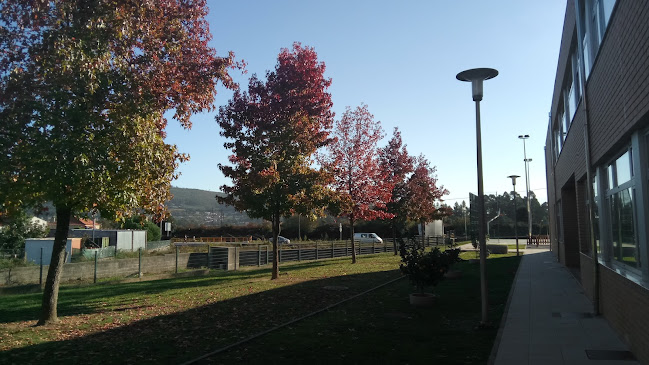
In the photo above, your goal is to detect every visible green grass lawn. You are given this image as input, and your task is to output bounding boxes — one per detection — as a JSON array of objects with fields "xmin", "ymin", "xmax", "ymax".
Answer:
[
  {"xmin": 0, "ymin": 251, "xmax": 520, "ymax": 364},
  {"xmin": 212, "ymin": 252, "xmax": 520, "ymax": 364}
]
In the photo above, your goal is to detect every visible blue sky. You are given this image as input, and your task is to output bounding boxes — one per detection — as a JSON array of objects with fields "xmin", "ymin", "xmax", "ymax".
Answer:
[{"xmin": 165, "ymin": 0, "xmax": 568, "ymax": 204}]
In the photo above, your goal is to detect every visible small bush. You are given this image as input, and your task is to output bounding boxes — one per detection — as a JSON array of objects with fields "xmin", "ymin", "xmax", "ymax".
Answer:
[{"xmin": 399, "ymin": 241, "xmax": 457, "ymax": 294}]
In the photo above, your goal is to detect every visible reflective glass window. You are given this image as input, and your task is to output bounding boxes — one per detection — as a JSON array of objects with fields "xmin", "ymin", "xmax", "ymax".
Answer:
[
  {"xmin": 615, "ymin": 150, "xmax": 633, "ymax": 185},
  {"xmin": 609, "ymin": 188, "xmax": 638, "ymax": 268}
]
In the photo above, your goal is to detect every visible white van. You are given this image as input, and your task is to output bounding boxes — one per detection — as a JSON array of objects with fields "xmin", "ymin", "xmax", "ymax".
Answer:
[{"xmin": 353, "ymin": 233, "xmax": 383, "ymax": 243}]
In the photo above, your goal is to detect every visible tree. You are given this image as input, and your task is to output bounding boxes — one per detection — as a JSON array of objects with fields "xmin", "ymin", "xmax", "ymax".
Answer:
[
  {"xmin": 217, "ymin": 43, "xmax": 334, "ymax": 279},
  {"xmin": 322, "ymin": 104, "xmax": 393, "ymax": 264},
  {"xmin": 122, "ymin": 216, "xmax": 162, "ymax": 242},
  {"xmin": 405, "ymin": 155, "xmax": 450, "ymax": 246},
  {"xmin": 0, "ymin": 210, "xmax": 49, "ymax": 253},
  {"xmin": 0, "ymin": 1, "xmax": 239, "ymax": 324},
  {"xmin": 378, "ymin": 128, "xmax": 414, "ymax": 254}
]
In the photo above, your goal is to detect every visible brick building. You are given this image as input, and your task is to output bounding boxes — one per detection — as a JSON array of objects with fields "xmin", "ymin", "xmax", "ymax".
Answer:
[{"xmin": 545, "ymin": 0, "xmax": 649, "ymax": 362}]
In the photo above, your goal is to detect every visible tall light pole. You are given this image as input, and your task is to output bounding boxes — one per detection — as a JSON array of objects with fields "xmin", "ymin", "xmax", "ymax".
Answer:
[
  {"xmin": 508, "ymin": 175, "xmax": 520, "ymax": 256},
  {"xmin": 457, "ymin": 67, "xmax": 498, "ymax": 327},
  {"xmin": 518, "ymin": 135, "xmax": 532, "ymax": 244}
]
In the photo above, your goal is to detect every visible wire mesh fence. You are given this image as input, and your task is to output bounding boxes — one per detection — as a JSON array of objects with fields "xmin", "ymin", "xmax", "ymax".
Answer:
[{"xmin": 0, "ymin": 236, "xmax": 449, "ymax": 286}]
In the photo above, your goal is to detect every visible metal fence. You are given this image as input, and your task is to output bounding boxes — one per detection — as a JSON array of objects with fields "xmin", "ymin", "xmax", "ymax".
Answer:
[
  {"xmin": 146, "ymin": 240, "xmax": 172, "ymax": 251},
  {"xmin": 0, "ymin": 236, "xmax": 450, "ymax": 286},
  {"xmin": 216, "ymin": 236, "xmax": 448, "ymax": 269}
]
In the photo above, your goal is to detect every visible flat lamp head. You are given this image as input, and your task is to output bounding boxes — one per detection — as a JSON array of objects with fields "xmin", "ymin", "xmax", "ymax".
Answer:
[
  {"xmin": 456, "ymin": 68, "xmax": 499, "ymax": 101},
  {"xmin": 507, "ymin": 175, "xmax": 520, "ymax": 185}
]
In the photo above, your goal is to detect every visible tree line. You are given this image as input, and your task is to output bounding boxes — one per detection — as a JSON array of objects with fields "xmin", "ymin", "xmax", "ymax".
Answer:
[
  {"xmin": 443, "ymin": 192, "xmax": 548, "ymax": 238},
  {"xmin": 0, "ymin": 2, "xmax": 446, "ymax": 324}
]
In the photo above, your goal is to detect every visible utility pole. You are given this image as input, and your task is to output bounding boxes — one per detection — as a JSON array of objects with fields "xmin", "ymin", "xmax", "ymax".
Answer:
[
  {"xmin": 508, "ymin": 175, "xmax": 520, "ymax": 256},
  {"xmin": 518, "ymin": 135, "xmax": 533, "ymax": 244}
]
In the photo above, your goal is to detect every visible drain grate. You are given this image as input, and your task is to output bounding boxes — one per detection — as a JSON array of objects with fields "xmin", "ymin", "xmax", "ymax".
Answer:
[
  {"xmin": 551, "ymin": 312, "xmax": 594, "ymax": 319},
  {"xmin": 585, "ymin": 349, "xmax": 636, "ymax": 361}
]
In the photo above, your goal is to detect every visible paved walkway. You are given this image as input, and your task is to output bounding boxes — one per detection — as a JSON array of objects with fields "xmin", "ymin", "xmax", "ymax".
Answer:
[{"xmin": 492, "ymin": 250, "xmax": 640, "ymax": 365}]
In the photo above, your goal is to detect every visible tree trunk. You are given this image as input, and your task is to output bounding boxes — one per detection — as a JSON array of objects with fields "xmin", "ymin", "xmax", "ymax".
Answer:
[
  {"xmin": 271, "ymin": 213, "xmax": 280, "ymax": 280},
  {"xmin": 391, "ymin": 221, "xmax": 398, "ymax": 255},
  {"xmin": 350, "ymin": 216, "xmax": 356, "ymax": 264},
  {"xmin": 420, "ymin": 220, "xmax": 426, "ymax": 248},
  {"xmin": 37, "ymin": 205, "xmax": 71, "ymax": 326}
]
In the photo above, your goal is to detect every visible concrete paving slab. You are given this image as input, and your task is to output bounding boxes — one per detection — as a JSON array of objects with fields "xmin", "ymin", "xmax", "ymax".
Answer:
[{"xmin": 490, "ymin": 250, "xmax": 640, "ymax": 365}]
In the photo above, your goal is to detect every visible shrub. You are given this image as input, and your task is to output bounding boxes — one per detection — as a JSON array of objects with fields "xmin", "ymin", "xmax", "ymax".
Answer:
[{"xmin": 399, "ymin": 241, "xmax": 456, "ymax": 294}]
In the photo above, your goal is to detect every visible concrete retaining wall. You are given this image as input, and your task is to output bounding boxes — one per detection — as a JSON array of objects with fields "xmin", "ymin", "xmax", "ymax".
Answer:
[{"xmin": 1, "ymin": 252, "xmax": 205, "ymax": 286}]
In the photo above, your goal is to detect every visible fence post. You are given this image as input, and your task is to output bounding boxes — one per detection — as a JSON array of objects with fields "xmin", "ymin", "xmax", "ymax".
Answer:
[
  {"xmin": 372, "ymin": 241, "xmax": 375, "ymax": 254},
  {"xmin": 175, "ymin": 245, "xmax": 179, "ymax": 274},
  {"xmin": 94, "ymin": 250, "xmax": 98, "ymax": 283},
  {"xmin": 346, "ymin": 240, "xmax": 349, "ymax": 256},
  {"xmin": 266, "ymin": 245, "xmax": 269, "ymax": 265},
  {"xmin": 206, "ymin": 245, "xmax": 211, "ymax": 269},
  {"xmin": 115, "ymin": 245, "xmax": 118, "ymax": 258},
  {"xmin": 138, "ymin": 248, "xmax": 142, "ymax": 278},
  {"xmin": 331, "ymin": 241, "xmax": 335, "ymax": 258},
  {"xmin": 39, "ymin": 247, "xmax": 43, "ymax": 287},
  {"xmin": 258, "ymin": 245, "xmax": 261, "ymax": 267},
  {"xmin": 315, "ymin": 242, "xmax": 319, "ymax": 260},
  {"xmin": 298, "ymin": 245, "xmax": 302, "ymax": 261},
  {"xmin": 279, "ymin": 247, "xmax": 282, "ymax": 263}
]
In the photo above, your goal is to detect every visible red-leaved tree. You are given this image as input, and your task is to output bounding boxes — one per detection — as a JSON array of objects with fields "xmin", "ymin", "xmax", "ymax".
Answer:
[
  {"xmin": 0, "ymin": 0, "xmax": 240, "ymax": 324},
  {"xmin": 322, "ymin": 104, "xmax": 393, "ymax": 263},
  {"xmin": 405, "ymin": 155, "xmax": 451, "ymax": 246},
  {"xmin": 217, "ymin": 43, "xmax": 334, "ymax": 279},
  {"xmin": 378, "ymin": 128, "xmax": 415, "ymax": 254}
]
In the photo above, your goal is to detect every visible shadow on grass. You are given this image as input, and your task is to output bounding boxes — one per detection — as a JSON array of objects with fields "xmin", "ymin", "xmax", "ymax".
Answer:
[
  {"xmin": 210, "ymin": 255, "xmax": 523, "ymax": 365},
  {"xmin": 0, "ymin": 255, "xmax": 365, "ymax": 324},
  {"xmin": 0, "ymin": 254, "xmax": 520, "ymax": 365},
  {"xmin": 0, "ymin": 266, "xmax": 401, "ymax": 364}
]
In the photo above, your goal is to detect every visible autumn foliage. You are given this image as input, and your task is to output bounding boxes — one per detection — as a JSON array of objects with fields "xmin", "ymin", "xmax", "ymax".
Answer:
[
  {"xmin": 379, "ymin": 128, "xmax": 415, "ymax": 253},
  {"xmin": 217, "ymin": 43, "xmax": 334, "ymax": 279},
  {"xmin": 406, "ymin": 155, "xmax": 451, "ymax": 244},
  {"xmin": 0, "ymin": 0, "xmax": 239, "ymax": 324},
  {"xmin": 322, "ymin": 104, "xmax": 394, "ymax": 263}
]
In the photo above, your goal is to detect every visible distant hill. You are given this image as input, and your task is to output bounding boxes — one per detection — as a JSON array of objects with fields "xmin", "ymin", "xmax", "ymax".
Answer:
[{"xmin": 169, "ymin": 187, "xmax": 261, "ymax": 227}]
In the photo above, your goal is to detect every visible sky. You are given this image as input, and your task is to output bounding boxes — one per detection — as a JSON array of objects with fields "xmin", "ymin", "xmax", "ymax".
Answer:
[{"xmin": 165, "ymin": 0, "xmax": 568, "ymax": 205}]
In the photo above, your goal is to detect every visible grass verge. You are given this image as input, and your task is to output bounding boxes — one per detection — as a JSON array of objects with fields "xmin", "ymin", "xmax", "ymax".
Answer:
[
  {"xmin": 0, "ymin": 251, "xmax": 520, "ymax": 364},
  {"xmin": 208, "ymin": 252, "xmax": 520, "ymax": 365}
]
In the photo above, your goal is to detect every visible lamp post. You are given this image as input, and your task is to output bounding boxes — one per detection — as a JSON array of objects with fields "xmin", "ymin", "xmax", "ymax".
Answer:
[
  {"xmin": 457, "ymin": 67, "xmax": 498, "ymax": 327},
  {"xmin": 508, "ymin": 175, "xmax": 520, "ymax": 256},
  {"xmin": 518, "ymin": 135, "xmax": 532, "ymax": 244}
]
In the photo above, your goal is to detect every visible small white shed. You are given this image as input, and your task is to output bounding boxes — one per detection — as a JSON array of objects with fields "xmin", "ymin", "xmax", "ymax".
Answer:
[
  {"xmin": 25, "ymin": 238, "xmax": 81, "ymax": 265},
  {"xmin": 422, "ymin": 220, "xmax": 444, "ymax": 237}
]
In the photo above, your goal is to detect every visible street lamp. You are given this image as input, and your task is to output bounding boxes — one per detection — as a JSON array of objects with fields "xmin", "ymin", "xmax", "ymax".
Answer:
[
  {"xmin": 518, "ymin": 135, "xmax": 533, "ymax": 245},
  {"xmin": 457, "ymin": 67, "xmax": 498, "ymax": 327},
  {"xmin": 508, "ymin": 175, "xmax": 520, "ymax": 256}
]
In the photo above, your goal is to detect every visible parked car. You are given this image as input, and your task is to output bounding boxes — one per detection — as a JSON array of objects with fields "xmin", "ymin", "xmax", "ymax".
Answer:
[
  {"xmin": 353, "ymin": 233, "xmax": 383, "ymax": 243},
  {"xmin": 270, "ymin": 235, "xmax": 290, "ymax": 245}
]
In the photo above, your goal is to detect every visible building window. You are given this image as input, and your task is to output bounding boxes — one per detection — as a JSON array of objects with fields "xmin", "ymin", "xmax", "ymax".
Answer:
[
  {"xmin": 602, "ymin": 0, "xmax": 616, "ymax": 32},
  {"xmin": 605, "ymin": 149, "xmax": 640, "ymax": 270},
  {"xmin": 577, "ymin": 0, "xmax": 617, "ymax": 81},
  {"xmin": 609, "ymin": 187, "xmax": 637, "ymax": 268},
  {"xmin": 568, "ymin": 83, "xmax": 576, "ymax": 121}
]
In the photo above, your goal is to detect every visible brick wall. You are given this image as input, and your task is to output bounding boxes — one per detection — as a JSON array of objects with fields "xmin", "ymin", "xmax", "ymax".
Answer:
[
  {"xmin": 560, "ymin": 181, "xmax": 580, "ymax": 267},
  {"xmin": 580, "ymin": 254, "xmax": 649, "ymax": 364},
  {"xmin": 580, "ymin": 254, "xmax": 594, "ymax": 299},
  {"xmin": 585, "ymin": 1, "xmax": 649, "ymax": 166},
  {"xmin": 599, "ymin": 264, "xmax": 649, "ymax": 364},
  {"xmin": 575, "ymin": 178, "xmax": 591, "ymax": 254}
]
